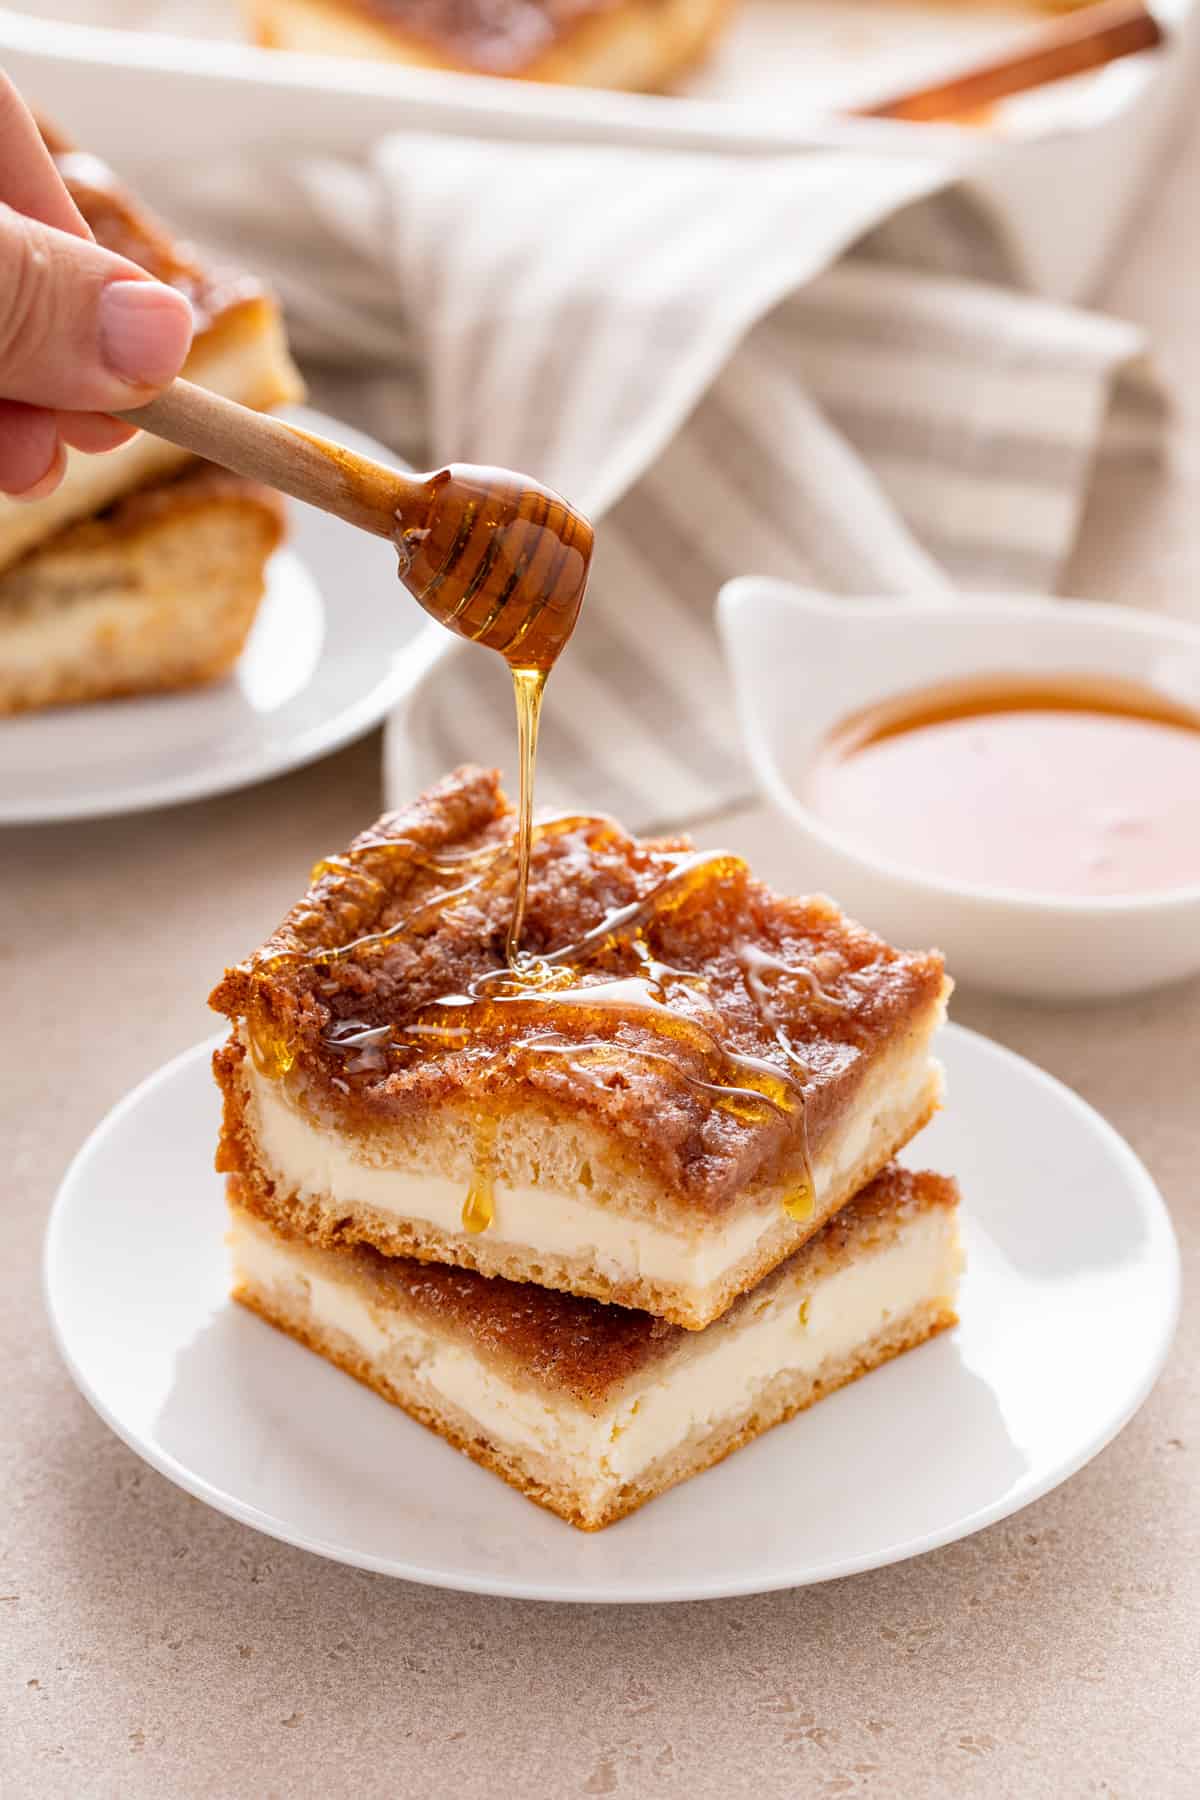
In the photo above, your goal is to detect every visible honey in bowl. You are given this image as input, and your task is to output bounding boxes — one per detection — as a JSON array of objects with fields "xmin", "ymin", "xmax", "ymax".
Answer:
[{"xmin": 806, "ymin": 672, "xmax": 1200, "ymax": 899}]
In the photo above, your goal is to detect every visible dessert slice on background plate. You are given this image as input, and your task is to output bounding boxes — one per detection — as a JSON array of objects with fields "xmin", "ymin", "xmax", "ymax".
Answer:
[
  {"xmin": 228, "ymin": 1162, "xmax": 963, "ymax": 1529},
  {"xmin": 0, "ymin": 120, "xmax": 304, "ymax": 714},
  {"xmin": 0, "ymin": 468, "xmax": 285, "ymax": 714},
  {"xmin": 243, "ymin": 0, "xmax": 735, "ymax": 93},
  {"xmin": 211, "ymin": 766, "xmax": 949, "ymax": 1330},
  {"xmin": 0, "ymin": 121, "xmax": 302, "ymax": 579}
]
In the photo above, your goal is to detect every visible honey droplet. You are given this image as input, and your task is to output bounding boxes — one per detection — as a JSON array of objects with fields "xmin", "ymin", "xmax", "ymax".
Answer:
[
  {"xmin": 247, "ymin": 1009, "xmax": 295, "ymax": 1081},
  {"xmin": 461, "ymin": 1172, "xmax": 494, "ymax": 1235},
  {"xmin": 783, "ymin": 1181, "xmax": 814, "ymax": 1222},
  {"xmin": 610, "ymin": 1399, "xmax": 641, "ymax": 1443},
  {"xmin": 798, "ymin": 1298, "xmax": 810, "ymax": 1328},
  {"xmin": 462, "ymin": 1114, "xmax": 498, "ymax": 1235}
]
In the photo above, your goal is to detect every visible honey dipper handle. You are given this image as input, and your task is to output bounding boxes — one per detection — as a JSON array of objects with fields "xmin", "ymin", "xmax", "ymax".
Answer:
[{"xmin": 115, "ymin": 380, "xmax": 417, "ymax": 541}]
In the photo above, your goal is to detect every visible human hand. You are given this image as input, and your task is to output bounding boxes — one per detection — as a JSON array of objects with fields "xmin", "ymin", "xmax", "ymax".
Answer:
[{"xmin": 0, "ymin": 74, "xmax": 194, "ymax": 500}]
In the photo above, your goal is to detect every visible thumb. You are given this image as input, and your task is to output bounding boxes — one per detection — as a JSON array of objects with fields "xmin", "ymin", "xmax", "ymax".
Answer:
[{"xmin": 0, "ymin": 202, "xmax": 194, "ymax": 412}]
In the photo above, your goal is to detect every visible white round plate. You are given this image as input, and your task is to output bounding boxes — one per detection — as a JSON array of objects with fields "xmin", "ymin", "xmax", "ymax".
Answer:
[
  {"xmin": 45, "ymin": 1024, "xmax": 1178, "ymax": 1603},
  {"xmin": 0, "ymin": 408, "xmax": 445, "ymax": 824}
]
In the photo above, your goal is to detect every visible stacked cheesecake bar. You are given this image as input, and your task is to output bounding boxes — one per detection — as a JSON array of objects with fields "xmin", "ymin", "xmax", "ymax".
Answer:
[
  {"xmin": 0, "ymin": 125, "xmax": 303, "ymax": 714},
  {"xmin": 212, "ymin": 766, "xmax": 962, "ymax": 1530}
]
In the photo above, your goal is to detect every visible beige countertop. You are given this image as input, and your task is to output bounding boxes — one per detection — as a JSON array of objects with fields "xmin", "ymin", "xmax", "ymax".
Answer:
[{"xmin": 6, "ymin": 116, "xmax": 1200, "ymax": 1800}]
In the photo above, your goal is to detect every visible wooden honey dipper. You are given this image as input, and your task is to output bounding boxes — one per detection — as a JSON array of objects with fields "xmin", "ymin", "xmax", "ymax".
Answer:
[{"xmin": 117, "ymin": 379, "xmax": 593, "ymax": 671}]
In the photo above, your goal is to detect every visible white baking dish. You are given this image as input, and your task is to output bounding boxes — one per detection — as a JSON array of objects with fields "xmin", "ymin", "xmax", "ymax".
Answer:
[
  {"xmin": 1, "ymin": 0, "xmax": 1196, "ymax": 295},
  {"xmin": 3, "ymin": 0, "xmax": 1192, "ymax": 144}
]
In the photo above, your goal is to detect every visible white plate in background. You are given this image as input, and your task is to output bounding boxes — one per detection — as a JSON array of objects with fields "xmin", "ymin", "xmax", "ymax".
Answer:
[
  {"xmin": 44, "ymin": 1023, "xmax": 1179, "ymax": 1602},
  {"xmin": 0, "ymin": 408, "xmax": 444, "ymax": 824}
]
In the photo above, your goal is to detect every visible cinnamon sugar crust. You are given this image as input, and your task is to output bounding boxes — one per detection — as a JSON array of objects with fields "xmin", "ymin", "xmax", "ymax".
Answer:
[
  {"xmin": 350, "ymin": 0, "xmax": 660, "ymax": 71},
  {"xmin": 210, "ymin": 767, "xmax": 948, "ymax": 1212},
  {"xmin": 230, "ymin": 1163, "xmax": 959, "ymax": 1409}
]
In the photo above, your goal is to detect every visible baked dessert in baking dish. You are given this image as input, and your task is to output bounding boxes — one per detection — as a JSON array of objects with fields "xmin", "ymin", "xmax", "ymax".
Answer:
[{"xmin": 244, "ymin": 0, "xmax": 735, "ymax": 92}]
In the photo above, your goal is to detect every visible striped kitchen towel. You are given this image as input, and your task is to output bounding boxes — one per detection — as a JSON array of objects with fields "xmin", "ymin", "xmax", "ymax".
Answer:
[
  {"xmin": 12, "ymin": 0, "xmax": 1173, "ymax": 830},
  {"xmin": 287, "ymin": 134, "xmax": 1161, "ymax": 830}
]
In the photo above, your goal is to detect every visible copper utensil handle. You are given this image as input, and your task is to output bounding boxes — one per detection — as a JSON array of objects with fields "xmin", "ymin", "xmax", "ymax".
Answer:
[
  {"xmin": 116, "ymin": 379, "xmax": 412, "ymax": 540},
  {"xmin": 116, "ymin": 380, "xmax": 594, "ymax": 670},
  {"xmin": 854, "ymin": 0, "xmax": 1163, "ymax": 123}
]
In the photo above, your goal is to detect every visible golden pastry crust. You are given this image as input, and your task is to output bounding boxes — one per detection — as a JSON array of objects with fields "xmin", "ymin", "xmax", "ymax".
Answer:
[{"xmin": 210, "ymin": 767, "xmax": 947, "ymax": 1211}]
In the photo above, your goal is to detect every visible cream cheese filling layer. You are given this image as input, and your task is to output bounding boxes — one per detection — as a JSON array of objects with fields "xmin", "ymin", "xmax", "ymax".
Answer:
[
  {"xmin": 231, "ymin": 1210, "xmax": 961, "ymax": 1498},
  {"xmin": 242, "ymin": 1045, "xmax": 940, "ymax": 1293}
]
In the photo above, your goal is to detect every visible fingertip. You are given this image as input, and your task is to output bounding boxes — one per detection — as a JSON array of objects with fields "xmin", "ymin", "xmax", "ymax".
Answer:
[{"xmin": 98, "ymin": 279, "xmax": 195, "ymax": 389}]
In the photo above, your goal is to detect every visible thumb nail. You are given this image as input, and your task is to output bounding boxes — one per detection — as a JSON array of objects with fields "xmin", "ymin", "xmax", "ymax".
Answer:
[{"xmin": 99, "ymin": 280, "xmax": 194, "ymax": 387}]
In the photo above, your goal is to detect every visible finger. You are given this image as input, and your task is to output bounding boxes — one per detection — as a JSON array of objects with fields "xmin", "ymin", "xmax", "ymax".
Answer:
[
  {"xmin": 0, "ymin": 73, "xmax": 91, "ymax": 238},
  {"xmin": 0, "ymin": 400, "xmax": 64, "ymax": 497},
  {"xmin": 0, "ymin": 206, "xmax": 194, "ymax": 412},
  {"xmin": 56, "ymin": 411, "xmax": 139, "ymax": 454}
]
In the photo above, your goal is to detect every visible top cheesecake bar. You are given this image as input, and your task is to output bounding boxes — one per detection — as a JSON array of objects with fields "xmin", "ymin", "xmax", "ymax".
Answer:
[
  {"xmin": 0, "ymin": 123, "xmax": 303, "ymax": 575},
  {"xmin": 211, "ymin": 766, "xmax": 948, "ymax": 1328}
]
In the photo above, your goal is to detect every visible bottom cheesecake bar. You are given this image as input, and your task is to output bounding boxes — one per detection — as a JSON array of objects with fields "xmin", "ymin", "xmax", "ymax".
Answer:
[{"xmin": 229, "ymin": 1164, "xmax": 963, "ymax": 1531}]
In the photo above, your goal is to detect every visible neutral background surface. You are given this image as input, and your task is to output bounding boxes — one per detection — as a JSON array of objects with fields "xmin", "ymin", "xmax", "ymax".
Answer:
[{"xmin": 5, "ymin": 114, "xmax": 1199, "ymax": 1800}]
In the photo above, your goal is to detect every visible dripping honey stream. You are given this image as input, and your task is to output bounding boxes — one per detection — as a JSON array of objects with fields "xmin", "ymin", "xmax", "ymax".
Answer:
[
  {"xmin": 116, "ymin": 382, "xmax": 593, "ymax": 964},
  {"xmin": 390, "ymin": 464, "xmax": 591, "ymax": 968}
]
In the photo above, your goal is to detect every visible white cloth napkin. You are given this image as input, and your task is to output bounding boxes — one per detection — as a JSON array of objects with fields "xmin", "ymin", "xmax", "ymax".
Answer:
[{"xmin": 273, "ymin": 135, "xmax": 1156, "ymax": 829}]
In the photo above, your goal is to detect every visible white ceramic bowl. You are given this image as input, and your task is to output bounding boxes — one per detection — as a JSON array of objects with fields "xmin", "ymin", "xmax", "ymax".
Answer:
[{"xmin": 718, "ymin": 578, "xmax": 1200, "ymax": 998}]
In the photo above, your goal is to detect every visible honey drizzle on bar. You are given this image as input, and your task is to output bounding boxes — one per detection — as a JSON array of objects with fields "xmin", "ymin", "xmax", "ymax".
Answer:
[
  {"xmin": 245, "ymin": 820, "xmax": 852, "ymax": 1223},
  {"xmin": 461, "ymin": 1116, "xmax": 498, "ymax": 1235}
]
